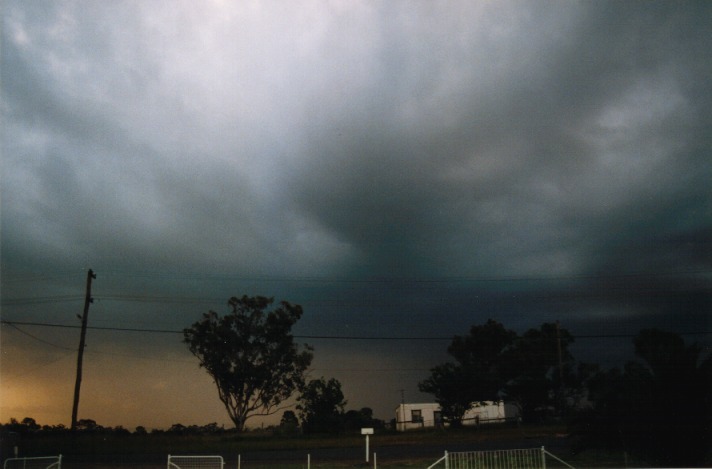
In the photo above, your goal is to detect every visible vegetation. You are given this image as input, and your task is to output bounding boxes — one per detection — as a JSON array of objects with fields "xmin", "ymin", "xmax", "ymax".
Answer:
[
  {"xmin": 419, "ymin": 319, "xmax": 517, "ymax": 426},
  {"xmin": 571, "ymin": 328, "xmax": 712, "ymax": 467},
  {"xmin": 183, "ymin": 295, "xmax": 313, "ymax": 431},
  {"xmin": 0, "ymin": 419, "xmax": 658, "ymax": 467},
  {"xmin": 419, "ymin": 320, "xmax": 577, "ymax": 424},
  {"xmin": 419, "ymin": 321, "xmax": 711, "ymax": 466},
  {"xmin": 5, "ymin": 302, "xmax": 707, "ymax": 467},
  {"xmin": 297, "ymin": 377, "xmax": 347, "ymax": 434}
]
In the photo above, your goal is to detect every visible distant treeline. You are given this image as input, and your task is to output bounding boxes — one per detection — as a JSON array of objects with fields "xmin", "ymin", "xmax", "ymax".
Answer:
[
  {"xmin": 0, "ymin": 417, "xmax": 228, "ymax": 436},
  {"xmin": 0, "ymin": 410, "xmax": 386, "ymax": 438}
]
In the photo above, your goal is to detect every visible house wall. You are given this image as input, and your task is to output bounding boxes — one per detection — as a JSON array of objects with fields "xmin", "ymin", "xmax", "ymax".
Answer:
[
  {"xmin": 462, "ymin": 401, "xmax": 508, "ymax": 424},
  {"xmin": 395, "ymin": 401, "xmax": 519, "ymax": 431},
  {"xmin": 394, "ymin": 403, "xmax": 442, "ymax": 431}
]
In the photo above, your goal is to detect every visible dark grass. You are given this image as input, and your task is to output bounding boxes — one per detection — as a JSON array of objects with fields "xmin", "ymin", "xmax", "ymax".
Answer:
[{"xmin": 1, "ymin": 424, "xmax": 664, "ymax": 467}]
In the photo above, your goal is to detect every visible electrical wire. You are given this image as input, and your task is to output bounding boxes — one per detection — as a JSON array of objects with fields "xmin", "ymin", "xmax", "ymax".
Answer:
[
  {"xmin": 2, "ymin": 322, "xmax": 76, "ymax": 351},
  {"xmin": 2, "ymin": 319, "xmax": 711, "ymax": 340}
]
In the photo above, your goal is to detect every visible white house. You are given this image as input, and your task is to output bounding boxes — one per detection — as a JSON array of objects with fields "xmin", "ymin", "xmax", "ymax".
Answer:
[{"xmin": 395, "ymin": 401, "xmax": 519, "ymax": 431}]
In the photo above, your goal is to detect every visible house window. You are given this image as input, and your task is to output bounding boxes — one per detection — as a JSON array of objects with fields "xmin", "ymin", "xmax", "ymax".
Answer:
[{"xmin": 411, "ymin": 409, "xmax": 423, "ymax": 423}]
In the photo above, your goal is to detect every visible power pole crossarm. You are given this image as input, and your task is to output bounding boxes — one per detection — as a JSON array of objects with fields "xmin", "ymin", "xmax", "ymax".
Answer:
[{"xmin": 71, "ymin": 269, "xmax": 96, "ymax": 431}]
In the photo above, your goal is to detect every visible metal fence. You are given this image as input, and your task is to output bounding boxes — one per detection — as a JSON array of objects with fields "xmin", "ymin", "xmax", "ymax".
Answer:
[
  {"xmin": 427, "ymin": 447, "xmax": 574, "ymax": 469},
  {"xmin": 167, "ymin": 455, "xmax": 225, "ymax": 469},
  {"xmin": 3, "ymin": 455, "xmax": 62, "ymax": 469}
]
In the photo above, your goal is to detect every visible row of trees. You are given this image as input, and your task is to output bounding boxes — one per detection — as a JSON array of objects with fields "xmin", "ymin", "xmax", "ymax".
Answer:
[
  {"xmin": 419, "ymin": 320, "xmax": 576, "ymax": 425},
  {"xmin": 418, "ymin": 319, "xmax": 711, "ymax": 466},
  {"xmin": 181, "ymin": 297, "xmax": 586, "ymax": 433},
  {"xmin": 5, "ymin": 295, "xmax": 709, "ymax": 465},
  {"xmin": 1, "ymin": 407, "xmax": 381, "ymax": 440},
  {"xmin": 183, "ymin": 295, "xmax": 709, "ymax": 464},
  {"xmin": 294, "ymin": 379, "xmax": 385, "ymax": 434},
  {"xmin": 573, "ymin": 329, "xmax": 711, "ymax": 466},
  {"xmin": 182, "ymin": 296, "xmax": 382, "ymax": 435},
  {"xmin": 1, "ymin": 418, "xmax": 135, "ymax": 436}
]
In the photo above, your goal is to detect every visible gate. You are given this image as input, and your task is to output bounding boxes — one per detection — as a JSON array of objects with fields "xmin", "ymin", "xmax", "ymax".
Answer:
[
  {"xmin": 3, "ymin": 455, "xmax": 62, "ymax": 469},
  {"xmin": 427, "ymin": 446, "xmax": 574, "ymax": 469},
  {"xmin": 167, "ymin": 455, "xmax": 224, "ymax": 469}
]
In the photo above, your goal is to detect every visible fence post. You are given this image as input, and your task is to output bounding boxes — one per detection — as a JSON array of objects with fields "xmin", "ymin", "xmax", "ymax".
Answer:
[
  {"xmin": 307, "ymin": 453, "xmax": 310, "ymax": 469},
  {"xmin": 541, "ymin": 446, "xmax": 546, "ymax": 469},
  {"xmin": 237, "ymin": 454, "xmax": 240, "ymax": 469},
  {"xmin": 445, "ymin": 450, "xmax": 449, "ymax": 469}
]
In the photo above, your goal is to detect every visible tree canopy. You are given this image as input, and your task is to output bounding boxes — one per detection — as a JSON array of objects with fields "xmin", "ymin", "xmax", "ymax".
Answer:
[
  {"xmin": 183, "ymin": 295, "xmax": 313, "ymax": 431},
  {"xmin": 419, "ymin": 320, "xmax": 575, "ymax": 424},
  {"xmin": 501, "ymin": 322, "xmax": 575, "ymax": 421},
  {"xmin": 419, "ymin": 319, "xmax": 516, "ymax": 425},
  {"xmin": 297, "ymin": 377, "xmax": 347, "ymax": 434},
  {"xmin": 577, "ymin": 328, "xmax": 711, "ymax": 466}
]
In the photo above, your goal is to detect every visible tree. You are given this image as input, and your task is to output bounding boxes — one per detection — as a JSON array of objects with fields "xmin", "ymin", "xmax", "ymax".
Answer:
[
  {"xmin": 134, "ymin": 426, "xmax": 148, "ymax": 435},
  {"xmin": 183, "ymin": 295, "xmax": 313, "ymax": 431},
  {"xmin": 278, "ymin": 410, "xmax": 300, "ymax": 435},
  {"xmin": 297, "ymin": 377, "xmax": 346, "ymax": 434},
  {"xmin": 501, "ymin": 322, "xmax": 574, "ymax": 422},
  {"xmin": 280, "ymin": 410, "xmax": 299, "ymax": 427},
  {"xmin": 418, "ymin": 363, "xmax": 473, "ymax": 427},
  {"xmin": 419, "ymin": 319, "xmax": 516, "ymax": 425},
  {"xmin": 20, "ymin": 417, "xmax": 40, "ymax": 432},
  {"xmin": 75, "ymin": 418, "xmax": 103, "ymax": 432},
  {"xmin": 343, "ymin": 407, "xmax": 379, "ymax": 432},
  {"xmin": 573, "ymin": 329, "xmax": 711, "ymax": 466}
]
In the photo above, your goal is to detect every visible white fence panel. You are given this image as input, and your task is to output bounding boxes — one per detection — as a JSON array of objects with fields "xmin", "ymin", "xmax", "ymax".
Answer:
[
  {"xmin": 448, "ymin": 447, "xmax": 545, "ymax": 468},
  {"xmin": 167, "ymin": 455, "xmax": 224, "ymax": 469},
  {"xmin": 429, "ymin": 446, "xmax": 574, "ymax": 469},
  {"xmin": 3, "ymin": 455, "xmax": 61, "ymax": 469}
]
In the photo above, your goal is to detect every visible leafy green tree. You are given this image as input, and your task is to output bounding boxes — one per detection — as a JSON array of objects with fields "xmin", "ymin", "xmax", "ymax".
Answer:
[
  {"xmin": 419, "ymin": 319, "xmax": 516, "ymax": 425},
  {"xmin": 183, "ymin": 295, "xmax": 313, "ymax": 431},
  {"xmin": 75, "ymin": 418, "xmax": 103, "ymax": 432},
  {"xmin": 134, "ymin": 426, "xmax": 148, "ymax": 435},
  {"xmin": 280, "ymin": 410, "xmax": 299, "ymax": 427},
  {"xmin": 343, "ymin": 407, "xmax": 379, "ymax": 432},
  {"xmin": 449, "ymin": 319, "xmax": 518, "ymax": 399},
  {"xmin": 297, "ymin": 377, "xmax": 346, "ymax": 434},
  {"xmin": 502, "ymin": 322, "xmax": 574, "ymax": 422},
  {"xmin": 20, "ymin": 417, "xmax": 40, "ymax": 432},
  {"xmin": 420, "ymin": 320, "xmax": 578, "ymax": 425},
  {"xmin": 574, "ymin": 329, "xmax": 711, "ymax": 466},
  {"xmin": 278, "ymin": 410, "xmax": 300, "ymax": 434},
  {"xmin": 418, "ymin": 363, "xmax": 473, "ymax": 427}
]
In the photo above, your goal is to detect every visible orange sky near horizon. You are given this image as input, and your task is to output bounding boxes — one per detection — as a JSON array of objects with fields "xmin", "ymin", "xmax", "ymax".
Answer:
[{"xmin": 1, "ymin": 327, "xmax": 431, "ymax": 431}]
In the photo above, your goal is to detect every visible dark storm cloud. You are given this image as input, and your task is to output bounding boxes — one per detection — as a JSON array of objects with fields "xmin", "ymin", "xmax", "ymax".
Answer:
[
  {"xmin": 2, "ymin": 1, "xmax": 710, "ymax": 428},
  {"xmin": 285, "ymin": 0, "xmax": 712, "ymax": 284}
]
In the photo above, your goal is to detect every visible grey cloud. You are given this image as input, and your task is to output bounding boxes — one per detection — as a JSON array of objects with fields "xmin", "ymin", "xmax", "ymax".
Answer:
[{"xmin": 1, "ymin": 0, "xmax": 710, "ymax": 428}]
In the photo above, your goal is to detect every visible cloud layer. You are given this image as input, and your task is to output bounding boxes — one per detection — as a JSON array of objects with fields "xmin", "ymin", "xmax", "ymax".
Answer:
[{"xmin": 2, "ymin": 0, "xmax": 710, "ymax": 428}]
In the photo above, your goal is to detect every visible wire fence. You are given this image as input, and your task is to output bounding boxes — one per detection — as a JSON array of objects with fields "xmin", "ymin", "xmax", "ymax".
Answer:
[
  {"xmin": 167, "ymin": 455, "xmax": 224, "ymax": 469},
  {"xmin": 427, "ymin": 447, "xmax": 575, "ymax": 469},
  {"xmin": 3, "ymin": 455, "xmax": 62, "ymax": 469}
]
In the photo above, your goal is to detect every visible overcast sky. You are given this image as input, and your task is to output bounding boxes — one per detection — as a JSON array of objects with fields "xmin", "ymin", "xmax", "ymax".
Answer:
[{"xmin": 2, "ymin": 1, "xmax": 711, "ymax": 430}]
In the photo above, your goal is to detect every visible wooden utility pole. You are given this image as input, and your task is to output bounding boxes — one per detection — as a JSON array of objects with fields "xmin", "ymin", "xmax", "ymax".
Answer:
[{"xmin": 71, "ymin": 269, "xmax": 96, "ymax": 431}]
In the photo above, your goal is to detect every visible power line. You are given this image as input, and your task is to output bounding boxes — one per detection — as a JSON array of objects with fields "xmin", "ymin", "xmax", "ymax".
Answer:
[
  {"xmin": 2, "ymin": 322, "xmax": 75, "ymax": 351},
  {"xmin": 1, "ymin": 320, "xmax": 182, "ymax": 334},
  {"xmin": 2, "ymin": 319, "xmax": 711, "ymax": 340}
]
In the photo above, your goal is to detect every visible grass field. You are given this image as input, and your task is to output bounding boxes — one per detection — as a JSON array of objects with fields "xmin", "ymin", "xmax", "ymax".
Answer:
[{"xmin": 2, "ymin": 424, "xmax": 653, "ymax": 468}]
